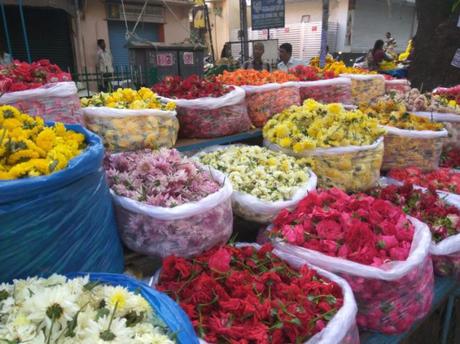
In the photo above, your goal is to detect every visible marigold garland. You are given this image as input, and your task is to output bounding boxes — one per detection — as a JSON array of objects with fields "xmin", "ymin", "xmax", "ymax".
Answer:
[{"xmin": 0, "ymin": 105, "xmax": 85, "ymax": 180}]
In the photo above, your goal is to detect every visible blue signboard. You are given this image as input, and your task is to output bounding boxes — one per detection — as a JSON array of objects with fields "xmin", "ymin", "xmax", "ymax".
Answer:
[{"xmin": 251, "ymin": 0, "xmax": 285, "ymax": 31}]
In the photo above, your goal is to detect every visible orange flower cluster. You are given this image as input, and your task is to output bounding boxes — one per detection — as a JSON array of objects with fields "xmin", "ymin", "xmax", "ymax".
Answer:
[{"xmin": 217, "ymin": 70, "xmax": 297, "ymax": 86}]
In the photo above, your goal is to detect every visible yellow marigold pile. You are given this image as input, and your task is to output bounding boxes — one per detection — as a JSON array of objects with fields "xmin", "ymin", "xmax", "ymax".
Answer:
[
  {"xmin": 310, "ymin": 59, "xmax": 375, "ymax": 75},
  {"xmin": 80, "ymin": 87, "xmax": 176, "ymax": 111},
  {"xmin": 263, "ymin": 99, "xmax": 384, "ymax": 153},
  {"xmin": 0, "ymin": 105, "xmax": 85, "ymax": 180}
]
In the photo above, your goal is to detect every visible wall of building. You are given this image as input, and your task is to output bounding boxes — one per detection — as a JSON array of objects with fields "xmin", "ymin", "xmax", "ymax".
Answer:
[
  {"xmin": 163, "ymin": 4, "xmax": 191, "ymax": 44},
  {"xmin": 329, "ymin": 0, "xmax": 349, "ymax": 52},
  {"xmin": 351, "ymin": 0, "xmax": 416, "ymax": 53}
]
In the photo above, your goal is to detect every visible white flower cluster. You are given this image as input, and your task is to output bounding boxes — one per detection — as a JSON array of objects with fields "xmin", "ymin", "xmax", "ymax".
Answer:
[
  {"xmin": 198, "ymin": 145, "xmax": 310, "ymax": 201},
  {"xmin": 0, "ymin": 274, "xmax": 175, "ymax": 344}
]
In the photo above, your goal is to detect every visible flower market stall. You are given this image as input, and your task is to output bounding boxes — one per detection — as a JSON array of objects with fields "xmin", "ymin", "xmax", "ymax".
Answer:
[{"xmin": 1, "ymin": 56, "xmax": 460, "ymax": 344}]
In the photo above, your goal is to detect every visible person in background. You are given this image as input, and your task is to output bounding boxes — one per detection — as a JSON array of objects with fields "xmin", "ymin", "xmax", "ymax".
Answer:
[
  {"xmin": 384, "ymin": 32, "xmax": 397, "ymax": 58},
  {"xmin": 0, "ymin": 41, "xmax": 12, "ymax": 65},
  {"xmin": 243, "ymin": 42, "xmax": 271, "ymax": 71},
  {"xmin": 96, "ymin": 39, "xmax": 114, "ymax": 91},
  {"xmin": 216, "ymin": 42, "xmax": 238, "ymax": 67},
  {"xmin": 277, "ymin": 43, "xmax": 303, "ymax": 72},
  {"xmin": 367, "ymin": 39, "xmax": 393, "ymax": 71}
]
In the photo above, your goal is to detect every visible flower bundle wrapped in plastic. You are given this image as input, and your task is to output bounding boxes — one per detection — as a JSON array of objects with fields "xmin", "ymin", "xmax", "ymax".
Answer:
[
  {"xmin": 360, "ymin": 100, "xmax": 447, "ymax": 171},
  {"xmin": 268, "ymin": 188, "xmax": 434, "ymax": 334},
  {"xmin": 152, "ymin": 75, "xmax": 252, "ymax": 138},
  {"xmin": 105, "ymin": 148, "xmax": 233, "ymax": 257},
  {"xmin": 217, "ymin": 70, "xmax": 300, "ymax": 127},
  {"xmin": 340, "ymin": 74, "xmax": 385, "ymax": 104},
  {"xmin": 196, "ymin": 144, "xmax": 316, "ymax": 223},
  {"xmin": 154, "ymin": 243, "xmax": 359, "ymax": 344},
  {"xmin": 0, "ymin": 60, "xmax": 81, "ymax": 123},
  {"xmin": 0, "ymin": 273, "xmax": 197, "ymax": 343},
  {"xmin": 263, "ymin": 99, "xmax": 385, "ymax": 192},
  {"xmin": 0, "ymin": 105, "xmax": 85, "ymax": 180},
  {"xmin": 370, "ymin": 183, "xmax": 460, "ymax": 279},
  {"xmin": 385, "ymin": 79, "xmax": 411, "ymax": 95},
  {"xmin": 433, "ymin": 84, "xmax": 460, "ymax": 104},
  {"xmin": 388, "ymin": 167, "xmax": 460, "ymax": 195},
  {"xmin": 81, "ymin": 88, "xmax": 178, "ymax": 151}
]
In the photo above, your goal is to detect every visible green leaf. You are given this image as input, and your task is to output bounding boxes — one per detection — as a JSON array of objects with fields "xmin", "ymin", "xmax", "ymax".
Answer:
[
  {"xmin": 95, "ymin": 308, "xmax": 110, "ymax": 320},
  {"xmin": 83, "ymin": 281, "xmax": 101, "ymax": 292},
  {"xmin": 290, "ymin": 318, "xmax": 302, "ymax": 326},
  {"xmin": 0, "ymin": 290, "xmax": 9, "ymax": 302}
]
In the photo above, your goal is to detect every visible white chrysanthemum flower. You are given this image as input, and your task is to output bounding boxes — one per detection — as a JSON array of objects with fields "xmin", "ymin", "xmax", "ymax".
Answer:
[{"xmin": 81, "ymin": 315, "xmax": 133, "ymax": 343}]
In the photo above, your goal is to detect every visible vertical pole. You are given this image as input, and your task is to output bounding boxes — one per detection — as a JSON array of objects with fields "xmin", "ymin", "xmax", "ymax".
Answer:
[
  {"xmin": 18, "ymin": 0, "xmax": 31, "ymax": 63},
  {"xmin": 319, "ymin": 0, "xmax": 329, "ymax": 68},
  {"xmin": 239, "ymin": 0, "xmax": 249, "ymax": 62},
  {"xmin": 0, "ymin": 3, "xmax": 12, "ymax": 56},
  {"xmin": 204, "ymin": 4, "xmax": 215, "ymax": 63}
]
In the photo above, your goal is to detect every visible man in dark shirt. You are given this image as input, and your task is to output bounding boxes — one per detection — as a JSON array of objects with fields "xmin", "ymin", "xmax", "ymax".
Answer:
[{"xmin": 243, "ymin": 42, "xmax": 271, "ymax": 71}]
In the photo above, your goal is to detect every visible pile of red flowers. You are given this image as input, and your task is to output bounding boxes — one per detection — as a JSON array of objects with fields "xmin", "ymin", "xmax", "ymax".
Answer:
[
  {"xmin": 370, "ymin": 183, "xmax": 460, "ymax": 242},
  {"xmin": 270, "ymin": 188, "xmax": 414, "ymax": 266},
  {"xmin": 388, "ymin": 167, "xmax": 460, "ymax": 194},
  {"xmin": 433, "ymin": 84, "xmax": 460, "ymax": 103},
  {"xmin": 152, "ymin": 75, "xmax": 233, "ymax": 99},
  {"xmin": 383, "ymin": 74, "xmax": 396, "ymax": 80},
  {"xmin": 157, "ymin": 244, "xmax": 344, "ymax": 343},
  {"xmin": 288, "ymin": 65, "xmax": 337, "ymax": 81},
  {"xmin": 441, "ymin": 148, "xmax": 460, "ymax": 169},
  {"xmin": 0, "ymin": 59, "xmax": 71, "ymax": 93}
]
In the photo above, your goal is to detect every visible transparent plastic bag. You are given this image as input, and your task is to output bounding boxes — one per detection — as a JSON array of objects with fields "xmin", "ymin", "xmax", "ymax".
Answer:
[
  {"xmin": 194, "ymin": 145, "xmax": 317, "ymax": 223},
  {"xmin": 265, "ymin": 138, "xmax": 384, "ymax": 192},
  {"xmin": 0, "ymin": 81, "xmax": 82, "ymax": 123},
  {"xmin": 151, "ymin": 243, "xmax": 359, "ymax": 344},
  {"xmin": 340, "ymin": 74, "xmax": 385, "ymax": 104},
  {"xmin": 414, "ymin": 111, "xmax": 460, "ymax": 148},
  {"xmin": 111, "ymin": 167, "xmax": 233, "ymax": 258},
  {"xmin": 297, "ymin": 77, "xmax": 352, "ymax": 105},
  {"xmin": 160, "ymin": 88, "xmax": 252, "ymax": 138},
  {"xmin": 82, "ymin": 107, "xmax": 179, "ymax": 152},
  {"xmin": 242, "ymin": 82, "xmax": 300, "ymax": 127},
  {"xmin": 68, "ymin": 272, "xmax": 199, "ymax": 344},
  {"xmin": 271, "ymin": 217, "xmax": 434, "ymax": 334},
  {"xmin": 385, "ymin": 79, "xmax": 411, "ymax": 95},
  {"xmin": 381, "ymin": 126, "xmax": 448, "ymax": 171}
]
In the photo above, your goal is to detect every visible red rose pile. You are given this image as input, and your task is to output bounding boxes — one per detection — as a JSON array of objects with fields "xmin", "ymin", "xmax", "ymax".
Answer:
[
  {"xmin": 152, "ymin": 75, "xmax": 233, "ymax": 99},
  {"xmin": 270, "ymin": 188, "xmax": 414, "ymax": 266},
  {"xmin": 157, "ymin": 244, "xmax": 345, "ymax": 344},
  {"xmin": 441, "ymin": 148, "xmax": 460, "ymax": 169},
  {"xmin": 288, "ymin": 65, "xmax": 337, "ymax": 81},
  {"xmin": 370, "ymin": 183, "xmax": 460, "ymax": 243},
  {"xmin": 388, "ymin": 167, "xmax": 460, "ymax": 194},
  {"xmin": 0, "ymin": 59, "xmax": 71, "ymax": 93}
]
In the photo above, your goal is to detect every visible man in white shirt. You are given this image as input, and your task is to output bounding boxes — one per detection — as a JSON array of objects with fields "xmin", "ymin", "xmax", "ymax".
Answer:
[
  {"xmin": 277, "ymin": 43, "xmax": 304, "ymax": 72},
  {"xmin": 96, "ymin": 39, "xmax": 114, "ymax": 91}
]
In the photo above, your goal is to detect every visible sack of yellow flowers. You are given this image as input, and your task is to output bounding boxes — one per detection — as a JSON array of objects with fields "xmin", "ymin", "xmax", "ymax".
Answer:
[
  {"xmin": 414, "ymin": 111, "xmax": 460, "ymax": 149},
  {"xmin": 340, "ymin": 74, "xmax": 385, "ymax": 104},
  {"xmin": 263, "ymin": 100, "xmax": 385, "ymax": 192},
  {"xmin": 360, "ymin": 102, "xmax": 448, "ymax": 171},
  {"xmin": 0, "ymin": 105, "xmax": 123, "ymax": 282},
  {"xmin": 81, "ymin": 88, "xmax": 178, "ymax": 152}
]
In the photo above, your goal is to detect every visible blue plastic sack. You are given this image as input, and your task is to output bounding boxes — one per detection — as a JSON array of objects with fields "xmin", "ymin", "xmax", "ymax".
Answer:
[
  {"xmin": 0, "ymin": 124, "xmax": 124, "ymax": 282},
  {"xmin": 67, "ymin": 272, "xmax": 199, "ymax": 344}
]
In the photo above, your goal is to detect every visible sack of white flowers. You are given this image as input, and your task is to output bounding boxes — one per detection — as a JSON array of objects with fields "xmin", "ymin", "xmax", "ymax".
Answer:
[
  {"xmin": 0, "ymin": 105, "xmax": 123, "ymax": 282},
  {"xmin": 104, "ymin": 148, "xmax": 233, "ymax": 258},
  {"xmin": 0, "ymin": 273, "xmax": 199, "ymax": 343},
  {"xmin": 194, "ymin": 145, "xmax": 317, "ymax": 223},
  {"xmin": 81, "ymin": 88, "xmax": 179, "ymax": 152}
]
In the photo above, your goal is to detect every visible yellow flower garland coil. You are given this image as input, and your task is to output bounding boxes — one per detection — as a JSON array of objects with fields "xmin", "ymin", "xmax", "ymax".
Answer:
[
  {"xmin": 0, "ymin": 105, "xmax": 85, "ymax": 180},
  {"xmin": 263, "ymin": 99, "xmax": 385, "ymax": 192}
]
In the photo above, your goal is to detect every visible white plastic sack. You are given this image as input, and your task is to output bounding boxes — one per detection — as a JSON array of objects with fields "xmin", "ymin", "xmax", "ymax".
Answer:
[
  {"xmin": 151, "ymin": 243, "xmax": 359, "ymax": 344},
  {"xmin": 265, "ymin": 138, "xmax": 384, "ymax": 192},
  {"xmin": 381, "ymin": 126, "xmax": 447, "ymax": 171},
  {"xmin": 0, "ymin": 81, "xmax": 81, "ymax": 123},
  {"xmin": 414, "ymin": 111, "xmax": 460, "ymax": 148},
  {"xmin": 295, "ymin": 77, "xmax": 352, "ymax": 104},
  {"xmin": 82, "ymin": 107, "xmax": 178, "ymax": 151},
  {"xmin": 194, "ymin": 145, "xmax": 317, "ymax": 223},
  {"xmin": 269, "ymin": 217, "xmax": 434, "ymax": 334},
  {"xmin": 158, "ymin": 87, "xmax": 252, "ymax": 138},
  {"xmin": 111, "ymin": 166, "xmax": 234, "ymax": 257}
]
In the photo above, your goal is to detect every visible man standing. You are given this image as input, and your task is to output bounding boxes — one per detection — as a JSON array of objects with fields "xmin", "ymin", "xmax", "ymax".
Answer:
[
  {"xmin": 96, "ymin": 39, "xmax": 114, "ymax": 91},
  {"xmin": 277, "ymin": 43, "xmax": 304, "ymax": 72},
  {"xmin": 384, "ymin": 32, "xmax": 397, "ymax": 58},
  {"xmin": 243, "ymin": 42, "xmax": 271, "ymax": 71}
]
